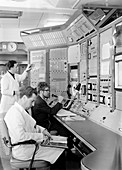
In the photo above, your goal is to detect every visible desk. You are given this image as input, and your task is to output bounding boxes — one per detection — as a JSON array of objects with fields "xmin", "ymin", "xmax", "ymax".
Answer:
[{"xmin": 55, "ymin": 110, "xmax": 122, "ymax": 170}]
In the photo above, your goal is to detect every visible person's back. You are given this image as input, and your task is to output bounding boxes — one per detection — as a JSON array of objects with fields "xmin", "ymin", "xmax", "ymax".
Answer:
[
  {"xmin": 32, "ymin": 95, "xmax": 52, "ymax": 129},
  {"xmin": 4, "ymin": 102, "xmax": 37, "ymax": 160}
]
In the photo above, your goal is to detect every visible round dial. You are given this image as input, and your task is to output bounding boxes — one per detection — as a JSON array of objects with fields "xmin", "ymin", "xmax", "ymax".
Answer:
[{"xmin": 8, "ymin": 42, "xmax": 17, "ymax": 52}]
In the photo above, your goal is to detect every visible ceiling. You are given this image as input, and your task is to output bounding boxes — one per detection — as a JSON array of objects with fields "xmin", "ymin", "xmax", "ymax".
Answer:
[
  {"xmin": 0, "ymin": 0, "xmax": 122, "ymax": 31},
  {"xmin": 0, "ymin": 0, "xmax": 77, "ymax": 30}
]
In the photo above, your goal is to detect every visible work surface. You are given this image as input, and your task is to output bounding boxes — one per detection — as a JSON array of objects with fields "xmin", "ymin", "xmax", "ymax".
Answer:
[{"xmin": 55, "ymin": 111, "xmax": 122, "ymax": 170}]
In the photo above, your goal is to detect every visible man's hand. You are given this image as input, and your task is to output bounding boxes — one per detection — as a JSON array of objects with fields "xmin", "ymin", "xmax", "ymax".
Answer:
[
  {"xmin": 25, "ymin": 64, "xmax": 33, "ymax": 72},
  {"xmin": 42, "ymin": 129, "xmax": 52, "ymax": 144},
  {"xmin": 43, "ymin": 129, "xmax": 52, "ymax": 139}
]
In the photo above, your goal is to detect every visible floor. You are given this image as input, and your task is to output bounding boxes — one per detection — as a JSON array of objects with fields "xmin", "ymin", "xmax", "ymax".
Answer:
[{"xmin": 66, "ymin": 150, "xmax": 82, "ymax": 170}]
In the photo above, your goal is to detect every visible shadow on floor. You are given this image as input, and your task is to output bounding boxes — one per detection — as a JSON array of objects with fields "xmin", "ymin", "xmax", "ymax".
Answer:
[{"xmin": 66, "ymin": 150, "xmax": 82, "ymax": 170}]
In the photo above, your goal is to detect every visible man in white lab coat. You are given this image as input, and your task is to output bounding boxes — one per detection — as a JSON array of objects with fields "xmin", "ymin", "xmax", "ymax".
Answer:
[
  {"xmin": 0, "ymin": 60, "xmax": 32, "ymax": 113},
  {"xmin": 4, "ymin": 86, "xmax": 64, "ymax": 165}
]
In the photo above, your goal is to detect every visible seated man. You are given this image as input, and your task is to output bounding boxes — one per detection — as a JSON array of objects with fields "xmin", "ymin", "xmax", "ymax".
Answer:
[
  {"xmin": 4, "ymin": 86, "xmax": 65, "ymax": 169},
  {"xmin": 32, "ymin": 82, "xmax": 64, "ymax": 132}
]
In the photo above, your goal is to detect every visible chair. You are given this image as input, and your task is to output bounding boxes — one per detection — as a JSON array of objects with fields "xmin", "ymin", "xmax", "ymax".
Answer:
[{"xmin": 0, "ymin": 116, "xmax": 50, "ymax": 170}]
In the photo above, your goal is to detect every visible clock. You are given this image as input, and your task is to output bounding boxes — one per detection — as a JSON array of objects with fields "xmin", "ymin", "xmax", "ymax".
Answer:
[{"xmin": 8, "ymin": 42, "xmax": 17, "ymax": 52}]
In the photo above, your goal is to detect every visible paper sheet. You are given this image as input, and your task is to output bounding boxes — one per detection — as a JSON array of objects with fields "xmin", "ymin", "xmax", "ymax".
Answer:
[
  {"xmin": 57, "ymin": 110, "xmax": 76, "ymax": 117},
  {"xmin": 62, "ymin": 115, "xmax": 86, "ymax": 121},
  {"xmin": 101, "ymin": 43, "xmax": 110, "ymax": 60},
  {"xmin": 51, "ymin": 135, "xmax": 67, "ymax": 144}
]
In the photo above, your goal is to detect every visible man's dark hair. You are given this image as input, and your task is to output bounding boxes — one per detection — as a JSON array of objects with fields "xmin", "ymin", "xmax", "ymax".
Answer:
[
  {"xmin": 37, "ymin": 82, "xmax": 49, "ymax": 94},
  {"xmin": 7, "ymin": 60, "xmax": 17, "ymax": 69},
  {"xmin": 19, "ymin": 86, "xmax": 37, "ymax": 98}
]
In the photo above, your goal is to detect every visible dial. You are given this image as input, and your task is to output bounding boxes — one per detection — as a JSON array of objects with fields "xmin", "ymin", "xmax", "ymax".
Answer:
[{"xmin": 8, "ymin": 42, "xmax": 17, "ymax": 52}]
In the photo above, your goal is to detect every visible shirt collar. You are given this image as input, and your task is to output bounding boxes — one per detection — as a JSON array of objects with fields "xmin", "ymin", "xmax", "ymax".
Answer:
[
  {"xmin": 14, "ymin": 102, "xmax": 25, "ymax": 113},
  {"xmin": 8, "ymin": 71, "xmax": 15, "ymax": 79}
]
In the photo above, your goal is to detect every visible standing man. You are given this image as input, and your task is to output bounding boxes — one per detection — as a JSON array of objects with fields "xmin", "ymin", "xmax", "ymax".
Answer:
[{"xmin": 0, "ymin": 60, "xmax": 32, "ymax": 113}]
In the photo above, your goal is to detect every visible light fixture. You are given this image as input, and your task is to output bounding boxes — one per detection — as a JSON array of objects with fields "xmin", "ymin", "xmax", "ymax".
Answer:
[
  {"xmin": 11, "ymin": 0, "xmax": 27, "ymax": 2},
  {"xmin": 0, "ymin": 10, "xmax": 22, "ymax": 18},
  {"xmin": 68, "ymin": 37, "xmax": 73, "ymax": 42},
  {"xmin": 44, "ymin": 19, "xmax": 68, "ymax": 27}
]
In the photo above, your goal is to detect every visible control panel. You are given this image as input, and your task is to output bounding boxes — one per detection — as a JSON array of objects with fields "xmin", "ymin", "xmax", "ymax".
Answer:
[
  {"xmin": 100, "ymin": 76, "xmax": 112, "ymax": 107},
  {"xmin": 50, "ymin": 48, "xmax": 68, "ymax": 97}
]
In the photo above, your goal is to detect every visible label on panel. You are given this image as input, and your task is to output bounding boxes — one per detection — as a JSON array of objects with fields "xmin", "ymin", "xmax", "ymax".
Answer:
[
  {"xmin": 68, "ymin": 44, "xmax": 80, "ymax": 63},
  {"xmin": 101, "ymin": 43, "xmax": 111, "ymax": 60}
]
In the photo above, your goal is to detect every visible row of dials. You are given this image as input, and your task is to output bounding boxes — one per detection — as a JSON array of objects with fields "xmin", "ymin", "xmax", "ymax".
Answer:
[{"xmin": 2, "ymin": 42, "xmax": 17, "ymax": 52}]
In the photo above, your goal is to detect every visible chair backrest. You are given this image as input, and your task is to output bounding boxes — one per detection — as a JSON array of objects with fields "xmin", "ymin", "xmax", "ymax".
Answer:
[{"xmin": 0, "ymin": 116, "xmax": 12, "ymax": 156}]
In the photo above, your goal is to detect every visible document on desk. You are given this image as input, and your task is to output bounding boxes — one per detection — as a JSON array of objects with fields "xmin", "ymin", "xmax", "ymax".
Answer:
[
  {"xmin": 41, "ymin": 135, "xmax": 68, "ymax": 149},
  {"xmin": 63, "ymin": 115, "xmax": 86, "ymax": 121},
  {"xmin": 57, "ymin": 109, "xmax": 76, "ymax": 117},
  {"xmin": 70, "ymin": 115, "xmax": 86, "ymax": 121}
]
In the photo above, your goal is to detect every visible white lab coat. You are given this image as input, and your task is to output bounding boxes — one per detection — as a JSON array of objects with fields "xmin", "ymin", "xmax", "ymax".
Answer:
[
  {"xmin": 0, "ymin": 71, "xmax": 27, "ymax": 113},
  {"xmin": 4, "ymin": 102, "xmax": 64, "ymax": 164}
]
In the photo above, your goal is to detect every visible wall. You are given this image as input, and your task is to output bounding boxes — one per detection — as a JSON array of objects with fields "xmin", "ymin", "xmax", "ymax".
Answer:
[{"xmin": 0, "ymin": 28, "xmax": 23, "ymax": 42}]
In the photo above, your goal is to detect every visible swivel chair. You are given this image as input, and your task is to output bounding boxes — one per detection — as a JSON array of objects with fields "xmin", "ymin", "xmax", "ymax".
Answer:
[{"xmin": 0, "ymin": 114, "xmax": 50, "ymax": 170}]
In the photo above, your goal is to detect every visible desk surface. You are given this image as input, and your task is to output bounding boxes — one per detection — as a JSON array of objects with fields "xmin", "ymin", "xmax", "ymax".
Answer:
[{"xmin": 55, "ymin": 112, "xmax": 122, "ymax": 170}]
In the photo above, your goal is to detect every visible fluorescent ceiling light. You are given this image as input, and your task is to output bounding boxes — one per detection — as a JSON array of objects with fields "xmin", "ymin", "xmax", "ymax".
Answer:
[
  {"xmin": 11, "ymin": 0, "xmax": 26, "ymax": 1},
  {"xmin": 0, "ymin": 10, "xmax": 22, "ymax": 18},
  {"xmin": 25, "ymin": 29, "xmax": 40, "ymax": 34},
  {"xmin": 44, "ymin": 19, "xmax": 67, "ymax": 27}
]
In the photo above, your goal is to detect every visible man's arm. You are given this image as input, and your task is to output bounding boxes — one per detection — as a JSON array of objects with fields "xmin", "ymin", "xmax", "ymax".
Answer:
[
  {"xmin": 16, "ymin": 64, "xmax": 32, "ymax": 82},
  {"xmin": 33, "ymin": 100, "xmax": 62, "ymax": 117}
]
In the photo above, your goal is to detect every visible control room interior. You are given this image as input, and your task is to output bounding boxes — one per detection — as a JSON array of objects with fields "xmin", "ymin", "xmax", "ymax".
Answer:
[{"xmin": 0, "ymin": 0, "xmax": 122, "ymax": 170}]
